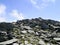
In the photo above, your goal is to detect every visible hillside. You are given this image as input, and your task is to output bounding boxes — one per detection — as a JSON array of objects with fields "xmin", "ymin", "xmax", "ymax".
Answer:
[{"xmin": 0, "ymin": 17, "xmax": 60, "ymax": 45}]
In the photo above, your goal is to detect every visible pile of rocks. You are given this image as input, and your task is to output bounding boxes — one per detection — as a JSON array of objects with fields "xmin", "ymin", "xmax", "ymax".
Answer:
[{"xmin": 13, "ymin": 26, "xmax": 60, "ymax": 45}]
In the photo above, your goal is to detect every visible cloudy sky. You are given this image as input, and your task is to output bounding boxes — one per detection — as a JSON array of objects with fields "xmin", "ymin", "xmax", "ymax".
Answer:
[{"xmin": 0, "ymin": 0, "xmax": 60, "ymax": 22}]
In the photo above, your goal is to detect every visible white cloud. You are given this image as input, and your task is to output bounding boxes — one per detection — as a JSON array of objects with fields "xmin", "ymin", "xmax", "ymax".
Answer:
[
  {"xmin": 0, "ymin": 4, "xmax": 6, "ymax": 22},
  {"xmin": 10, "ymin": 10, "xmax": 24, "ymax": 21},
  {"xmin": 0, "ymin": 4, "xmax": 25, "ymax": 22},
  {"xmin": 31, "ymin": 0, "xmax": 37, "ymax": 5},
  {"xmin": 0, "ymin": 4, "xmax": 6, "ymax": 14},
  {"xmin": 30, "ymin": 0, "xmax": 55, "ymax": 9}
]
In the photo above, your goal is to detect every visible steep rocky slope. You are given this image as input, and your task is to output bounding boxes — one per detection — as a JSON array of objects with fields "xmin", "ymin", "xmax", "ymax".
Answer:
[{"xmin": 0, "ymin": 17, "xmax": 60, "ymax": 45}]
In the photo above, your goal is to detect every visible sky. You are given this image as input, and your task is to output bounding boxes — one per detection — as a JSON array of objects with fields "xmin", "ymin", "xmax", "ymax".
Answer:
[{"xmin": 0, "ymin": 0, "xmax": 60, "ymax": 22}]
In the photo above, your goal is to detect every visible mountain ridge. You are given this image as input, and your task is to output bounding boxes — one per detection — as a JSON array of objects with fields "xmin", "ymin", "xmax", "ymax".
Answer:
[{"xmin": 0, "ymin": 17, "xmax": 60, "ymax": 45}]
